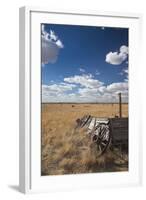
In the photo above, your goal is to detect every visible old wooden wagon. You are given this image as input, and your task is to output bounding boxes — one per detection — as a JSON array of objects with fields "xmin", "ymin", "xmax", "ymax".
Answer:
[{"xmin": 75, "ymin": 93, "xmax": 128, "ymax": 157}]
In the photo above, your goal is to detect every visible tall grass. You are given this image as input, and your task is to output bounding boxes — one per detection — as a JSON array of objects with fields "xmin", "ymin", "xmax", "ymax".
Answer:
[{"xmin": 41, "ymin": 104, "xmax": 128, "ymax": 175}]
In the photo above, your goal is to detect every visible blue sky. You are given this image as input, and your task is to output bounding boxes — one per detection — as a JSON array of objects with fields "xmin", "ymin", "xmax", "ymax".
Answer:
[{"xmin": 41, "ymin": 24, "xmax": 128, "ymax": 103}]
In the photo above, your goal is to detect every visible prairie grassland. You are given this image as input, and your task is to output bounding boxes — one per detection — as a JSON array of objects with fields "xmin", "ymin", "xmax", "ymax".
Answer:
[{"xmin": 41, "ymin": 103, "xmax": 128, "ymax": 175}]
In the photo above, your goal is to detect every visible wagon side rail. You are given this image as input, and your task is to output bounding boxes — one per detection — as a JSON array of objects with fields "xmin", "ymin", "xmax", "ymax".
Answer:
[{"xmin": 109, "ymin": 117, "xmax": 128, "ymax": 146}]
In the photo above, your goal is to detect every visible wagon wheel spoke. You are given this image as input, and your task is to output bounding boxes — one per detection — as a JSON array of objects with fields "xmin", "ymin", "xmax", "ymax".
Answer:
[
  {"xmin": 97, "ymin": 143, "xmax": 106, "ymax": 155},
  {"xmin": 98, "ymin": 130, "xmax": 106, "ymax": 139},
  {"xmin": 97, "ymin": 144, "xmax": 103, "ymax": 154},
  {"xmin": 96, "ymin": 134, "xmax": 111, "ymax": 156},
  {"xmin": 101, "ymin": 141, "xmax": 107, "ymax": 146},
  {"xmin": 100, "ymin": 140, "xmax": 108, "ymax": 149}
]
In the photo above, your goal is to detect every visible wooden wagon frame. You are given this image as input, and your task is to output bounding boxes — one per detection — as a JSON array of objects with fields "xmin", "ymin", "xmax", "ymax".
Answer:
[{"xmin": 75, "ymin": 93, "xmax": 128, "ymax": 157}]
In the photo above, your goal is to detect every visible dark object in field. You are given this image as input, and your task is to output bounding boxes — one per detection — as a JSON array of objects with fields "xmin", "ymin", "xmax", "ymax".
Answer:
[{"xmin": 76, "ymin": 115, "xmax": 128, "ymax": 157}]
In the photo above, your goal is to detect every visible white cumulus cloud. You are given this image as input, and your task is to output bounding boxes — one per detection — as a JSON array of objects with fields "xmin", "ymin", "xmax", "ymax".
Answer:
[
  {"xmin": 95, "ymin": 70, "xmax": 100, "ymax": 75},
  {"xmin": 79, "ymin": 68, "xmax": 86, "ymax": 73},
  {"xmin": 41, "ymin": 25, "xmax": 64, "ymax": 65},
  {"xmin": 42, "ymin": 83, "xmax": 75, "ymax": 94},
  {"xmin": 105, "ymin": 45, "xmax": 128, "ymax": 65},
  {"xmin": 55, "ymin": 39, "xmax": 64, "ymax": 48},
  {"xmin": 42, "ymin": 83, "xmax": 76, "ymax": 102},
  {"xmin": 42, "ymin": 73, "xmax": 128, "ymax": 103},
  {"xmin": 120, "ymin": 45, "xmax": 128, "ymax": 54},
  {"xmin": 106, "ymin": 82, "xmax": 128, "ymax": 93},
  {"xmin": 120, "ymin": 67, "xmax": 129, "ymax": 82},
  {"xmin": 64, "ymin": 74, "xmax": 104, "ymax": 89}
]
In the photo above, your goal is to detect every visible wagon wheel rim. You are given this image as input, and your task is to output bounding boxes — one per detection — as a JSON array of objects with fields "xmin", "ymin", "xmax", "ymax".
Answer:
[
  {"xmin": 95, "ymin": 126, "xmax": 111, "ymax": 157},
  {"xmin": 96, "ymin": 137, "xmax": 111, "ymax": 156}
]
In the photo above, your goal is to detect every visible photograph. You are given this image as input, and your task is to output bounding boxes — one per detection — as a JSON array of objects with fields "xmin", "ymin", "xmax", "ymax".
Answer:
[{"xmin": 41, "ymin": 23, "xmax": 128, "ymax": 176}]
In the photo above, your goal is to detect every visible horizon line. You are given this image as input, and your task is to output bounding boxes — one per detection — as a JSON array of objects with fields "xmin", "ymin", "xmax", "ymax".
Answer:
[{"xmin": 42, "ymin": 102, "xmax": 128, "ymax": 104}]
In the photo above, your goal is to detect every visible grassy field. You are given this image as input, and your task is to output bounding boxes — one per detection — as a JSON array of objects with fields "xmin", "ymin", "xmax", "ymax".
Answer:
[{"xmin": 41, "ymin": 103, "xmax": 128, "ymax": 176}]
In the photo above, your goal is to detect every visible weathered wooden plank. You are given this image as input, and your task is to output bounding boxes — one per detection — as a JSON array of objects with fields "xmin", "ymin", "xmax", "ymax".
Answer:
[
  {"xmin": 112, "ymin": 128, "xmax": 128, "ymax": 133},
  {"xmin": 112, "ymin": 130, "xmax": 128, "ymax": 134},
  {"xmin": 110, "ymin": 118, "xmax": 128, "ymax": 143},
  {"xmin": 110, "ymin": 118, "xmax": 128, "ymax": 128},
  {"xmin": 113, "ymin": 134, "xmax": 128, "ymax": 141}
]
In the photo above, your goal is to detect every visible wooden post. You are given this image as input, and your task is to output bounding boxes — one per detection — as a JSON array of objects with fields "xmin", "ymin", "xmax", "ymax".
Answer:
[{"xmin": 118, "ymin": 93, "xmax": 122, "ymax": 118}]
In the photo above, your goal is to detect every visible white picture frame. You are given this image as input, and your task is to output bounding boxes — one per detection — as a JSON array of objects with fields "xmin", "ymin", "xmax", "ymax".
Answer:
[{"xmin": 19, "ymin": 6, "xmax": 142, "ymax": 194}]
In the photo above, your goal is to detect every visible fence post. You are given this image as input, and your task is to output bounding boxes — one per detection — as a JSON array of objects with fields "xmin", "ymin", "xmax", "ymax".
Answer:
[{"xmin": 118, "ymin": 93, "xmax": 122, "ymax": 118}]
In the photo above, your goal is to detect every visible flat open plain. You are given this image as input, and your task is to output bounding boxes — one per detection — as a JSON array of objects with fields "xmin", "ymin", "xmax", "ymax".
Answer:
[{"xmin": 41, "ymin": 103, "xmax": 128, "ymax": 175}]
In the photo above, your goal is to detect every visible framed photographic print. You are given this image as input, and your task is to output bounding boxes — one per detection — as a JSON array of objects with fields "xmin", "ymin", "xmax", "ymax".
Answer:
[{"xmin": 19, "ymin": 7, "xmax": 142, "ymax": 193}]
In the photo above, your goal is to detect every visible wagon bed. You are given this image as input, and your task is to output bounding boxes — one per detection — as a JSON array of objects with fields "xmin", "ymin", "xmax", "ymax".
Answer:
[
  {"xmin": 76, "ymin": 115, "xmax": 128, "ymax": 156},
  {"xmin": 110, "ymin": 117, "xmax": 128, "ymax": 145}
]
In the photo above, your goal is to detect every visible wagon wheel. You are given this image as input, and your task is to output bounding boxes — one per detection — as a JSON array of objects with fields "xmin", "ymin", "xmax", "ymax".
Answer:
[{"xmin": 91, "ymin": 124, "xmax": 111, "ymax": 157}]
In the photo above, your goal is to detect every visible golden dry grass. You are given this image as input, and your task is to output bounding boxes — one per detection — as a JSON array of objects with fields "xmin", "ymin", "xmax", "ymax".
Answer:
[{"xmin": 41, "ymin": 103, "xmax": 128, "ymax": 175}]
